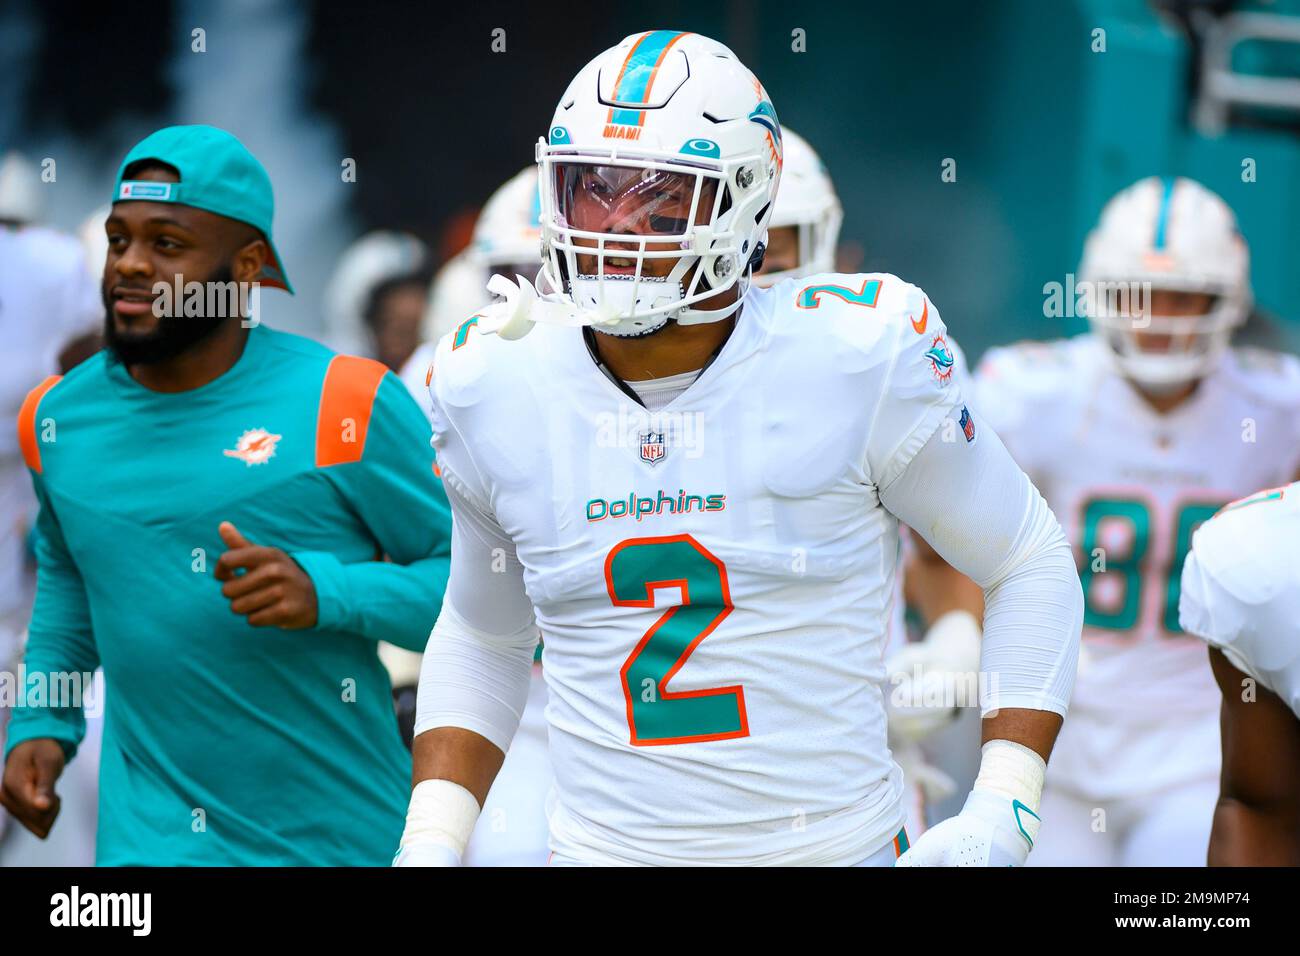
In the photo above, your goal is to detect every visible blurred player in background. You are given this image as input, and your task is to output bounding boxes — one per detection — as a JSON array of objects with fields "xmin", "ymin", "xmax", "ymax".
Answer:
[
  {"xmin": 1180, "ymin": 484, "xmax": 1300, "ymax": 865},
  {"xmin": 0, "ymin": 150, "xmax": 104, "ymax": 866},
  {"xmin": 910, "ymin": 177, "xmax": 1300, "ymax": 865},
  {"xmin": 397, "ymin": 31, "xmax": 1082, "ymax": 868},
  {"xmin": 364, "ymin": 267, "xmax": 433, "ymax": 372},
  {"xmin": 322, "ymin": 230, "xmax": 429, "ymax": 368},
  {"xmin": 0, "ymin": 126, "xmax": 452, "ymax": 865}
]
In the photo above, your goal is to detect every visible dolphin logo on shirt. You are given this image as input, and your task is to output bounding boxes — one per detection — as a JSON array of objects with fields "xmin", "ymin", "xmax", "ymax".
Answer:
[{"xmin": 224, "ymin": 428, "xmax": 282, "ymax": 466}]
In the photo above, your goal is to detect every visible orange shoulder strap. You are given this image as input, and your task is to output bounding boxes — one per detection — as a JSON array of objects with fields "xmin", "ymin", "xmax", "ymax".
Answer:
[
  {"xmin": 18, "ymin": 375, "xmax": 62, "ymax": 473},
  {"xmin": 315, "ymin": 355, "xmax": 388, "ymax": 467}
]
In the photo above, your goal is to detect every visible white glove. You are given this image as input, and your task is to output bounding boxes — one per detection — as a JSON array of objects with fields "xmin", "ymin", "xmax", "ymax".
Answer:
[
  {"xmin": 392, "ymin": 843, "xmax": 462, "ymax": 867},
  {"xmin": 886, "ymin": 609, "xmax": 982, "ymax": 745},
  {"xmin": 896, "ymin": 739, "xmax": 1045, "ymax": 867}
]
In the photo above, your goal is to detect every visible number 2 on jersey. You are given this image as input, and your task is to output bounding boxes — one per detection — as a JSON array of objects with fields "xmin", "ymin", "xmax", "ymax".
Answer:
[
  {"xmin": 796, "ymin": 278, "xmax": 882, "ymax": 310},
  {"xmin": 605, "ymin": 534, "xmax": 748, "ymax": 746}
]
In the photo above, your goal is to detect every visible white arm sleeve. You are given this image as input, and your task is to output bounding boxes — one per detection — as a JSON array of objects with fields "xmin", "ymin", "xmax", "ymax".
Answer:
[
  {"xmin": 413, "ymin": 468, "xmax": 538, "ymax": 752},
  {"xmin": 879, "ymin": 407, "xmax": 1082, "ymax": 717}
]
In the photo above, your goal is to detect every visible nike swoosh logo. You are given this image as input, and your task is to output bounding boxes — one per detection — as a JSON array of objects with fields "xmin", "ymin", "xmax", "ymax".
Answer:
[
  {"xmin": 911, "ymin": 299, "xmax": 929, "ymax": 334},
  {"xmin": 1012, "ymin": 799, "xmax": 1041, "ymax": 849}
]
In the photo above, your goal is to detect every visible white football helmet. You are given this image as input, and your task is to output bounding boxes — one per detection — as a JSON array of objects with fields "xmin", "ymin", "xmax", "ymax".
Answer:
[
  {"xmin": 1079, "ymin": 176, "xmax": 1251, "ymax": 391},
  {"xmin": 752, "ymin": 128, "xmax": 842, "ymax": 287},
  {"xmin": 468, "ymin": 165, "xmax": 543, "ymax": 284},
  {"xmin": 534, "ymin": 31, "xmax": 783, "ymax": 337},
  {"xmin": 419, "ymin": 166, "xmax": 544, "ymax": 344}
]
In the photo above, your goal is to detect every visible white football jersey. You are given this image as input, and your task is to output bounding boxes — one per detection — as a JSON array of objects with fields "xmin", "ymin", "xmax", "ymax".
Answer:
[
  {"xmin": 974, "ymin": 335, "xmax": 1300, "ymax": 796},
  {"xmin": 430, "ymin": 273, "xmax": 961, "ymax": 865},
  {"xmin": 0, "ymin": 227, "xmax": 100, "ymax": 651},
  {"xmin": 1180, "ymin": 483, "xmax": 1300, "ymax": 718}
]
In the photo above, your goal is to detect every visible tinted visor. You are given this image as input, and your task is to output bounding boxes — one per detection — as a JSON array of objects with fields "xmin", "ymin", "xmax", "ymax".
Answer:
[{"xmin": 554, "ymin": 163, "xmax": 718, "ymax": 237}]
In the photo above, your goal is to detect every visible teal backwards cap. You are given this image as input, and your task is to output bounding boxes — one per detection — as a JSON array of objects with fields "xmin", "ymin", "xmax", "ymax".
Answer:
[{"xmin": 113, "ymin": 125, "xmax": 293, "ymax": 293}]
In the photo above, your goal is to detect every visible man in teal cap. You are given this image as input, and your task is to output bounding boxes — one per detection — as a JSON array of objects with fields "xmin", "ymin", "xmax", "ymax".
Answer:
[{"xmin": 0, "ymin": 125, "xmax": 452, "ymax": 865}]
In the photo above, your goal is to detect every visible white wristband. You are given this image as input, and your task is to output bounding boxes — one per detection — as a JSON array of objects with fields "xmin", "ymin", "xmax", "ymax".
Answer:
[
  {"xmin": 395, "ymin": 779, "xmax": 482, "ymax": 866},
  {"xmin": 972, "ymin": 739, "xmax": 1046, "ymax": 840}
]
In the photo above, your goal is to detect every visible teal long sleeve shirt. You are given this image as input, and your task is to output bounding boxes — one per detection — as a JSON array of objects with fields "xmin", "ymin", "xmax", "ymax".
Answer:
[{"xmin": 5, "ymin": 324, "xmax": 450, "ymax": 865}]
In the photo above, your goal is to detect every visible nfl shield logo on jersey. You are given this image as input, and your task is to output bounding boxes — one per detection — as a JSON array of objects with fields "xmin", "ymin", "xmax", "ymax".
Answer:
[
  {"xmin": 959, "ymin": 405, "xmax": 976, "ymax": 442},
  {"xmin": 639, "ymin": 430, "xmax": 666, "ymax": 465}
]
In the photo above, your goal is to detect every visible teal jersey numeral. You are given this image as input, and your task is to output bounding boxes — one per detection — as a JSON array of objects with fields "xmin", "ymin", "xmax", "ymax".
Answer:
[
  {"xmin": 605, "ymin": 534, "xmax": 747, "ymax": 746},
  {"xmin": 1077, "ymin": 496, "xmax": 1227, "ymax": 636},
  {"xmin": 796, "ymin": 278, "xmax": 882, "ymax": 310},
  {"xmin": 1079, "ymin": 497, "xmax": 1149, "ymax": 630}
]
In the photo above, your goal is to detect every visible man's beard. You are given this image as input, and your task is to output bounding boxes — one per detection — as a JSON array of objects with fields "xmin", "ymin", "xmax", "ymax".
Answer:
[{"xmin": 103, "ymin": 266, "xmax": 239, "ymax": 366}]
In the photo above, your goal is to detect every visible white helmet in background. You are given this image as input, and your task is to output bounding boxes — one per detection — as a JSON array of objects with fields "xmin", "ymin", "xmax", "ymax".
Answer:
[
  {"xmin": 534, "ymin": 30, "xmax": 782, "ymax": 337},
  {"xmin": 323, "ymin": 230, "xmax": 428, "ymax": 356},
  {"xmin": 0, "ymin": 151, "xmax": 42, "ymax": 224},
  {"xmin": 420, "ymin": 167, "xmax": 545, "ymax": 343},
  {"xmin": 752, "ymin": 128, "xmax": 842, "ymax": 287},
  {"xmin": 468, "ymin": 166, "xmax": 543, "ymax": 283},
  {"xmin": 1079, "ymin": 176, "xmax": 1251, "ymax": 391}
]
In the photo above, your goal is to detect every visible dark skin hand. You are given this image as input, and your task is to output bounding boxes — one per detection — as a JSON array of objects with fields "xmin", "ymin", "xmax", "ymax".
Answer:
[
  {"xmin": 1207, "ymin": 646, "xmax": 1300, "ymax": 865},
  {"xmin": 104, "ymin": 165, "xmax": 270, "ymax": 393},
  {"xmin": 0, "ymin": 738, "xmax": 65, "ymax": 839},
  {"xmin": 214, "ymin": 522, "xmax": 319, "ymax": 628},
  {"xmin": 0, "ymin": 523, "xmax": 320, "ymax": 839}
]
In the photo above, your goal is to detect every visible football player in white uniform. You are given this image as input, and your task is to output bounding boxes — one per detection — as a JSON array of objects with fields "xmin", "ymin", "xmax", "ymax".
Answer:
[
  {"xmin": 1180, "ymin": 484, "xmax": 1300, "ymax": 865},
  {"xmin": 396, "ymin": 31, "xmax": 1082, "ymax": 867},
  {"xmin": 908, "ymin": 176, "xmax": 1300, "ymax": 866}
]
